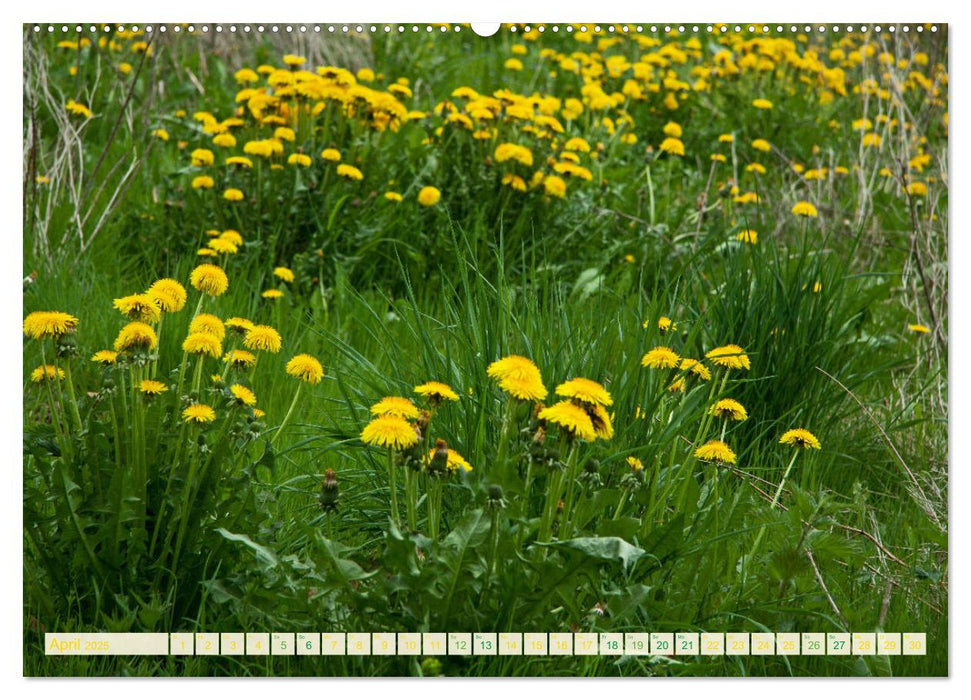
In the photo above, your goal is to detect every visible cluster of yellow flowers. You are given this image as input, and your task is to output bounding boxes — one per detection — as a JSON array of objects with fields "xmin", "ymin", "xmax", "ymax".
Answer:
[
  {"xmin": 179, "ymin": 56, "xmax": 441, "ymax": 205},
  {"xmin": 639, "ymin": 322, "xmax": 819, "ymax": 467},
  {"xmin": 25, "ymin": 251, "xmax": 325, "ymax": 432}
]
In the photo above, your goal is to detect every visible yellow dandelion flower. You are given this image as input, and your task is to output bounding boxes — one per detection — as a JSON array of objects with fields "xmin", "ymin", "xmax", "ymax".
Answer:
[
  {"xmin": 286, "ymin": 354, "xmax": 324, "ymax": 385},
  {"xmin": 212, "ymin": 133, "xmax": 236, "ymax": 148},
  {"xmin": 657, "ymin": 317, "xmax": 676, "ymax": 333},
  {"xmin": 361, "ymin": 415, "xmax": 419, "ymax": 450},
  {"xmin": 23, "ymin": 311, "xmax": 79, "ymax": 339},
  {"xmin": 262, "ymin": 289, "xmax": 284, "ymax": 300},
  {"xmin": 751, "ymin": 138, "xmax": 771, "ymax": 153},
  {"xmin": 555, "ymin": 377, "xmax": 613, "ymax": 407},
  {"xmin": 183, "ymin": 403, "xmax": 216, "ymax": 424},
  {"xmin": 320, "ymin": 148, "xmax": 341, "ymax": 162},
  {"xmin": 31, "ymin": 365, "xmax": 65, "ymax": 382},
  {"xmin": 709, "ymin": 398, "xmax": 748, "ymax": 421},
  {"xmin": 226, "ymin": 156, "xmax": 253, "ymax": 168},
  {"xmin": 91, "ymin": 350, "xmax": 118, "ymax": 365},
  {"xmin": 112, "ymin": 294, "xmax": 161, "ymax": 323},
  {"xmin": 694, "ymin": 440, "xmax": 736, "ymax": 464},
  {"xmin": 906, "ymin": 182, "xmax": 928, "ymax": 197},
  {"xmin": 418, "ymin": 186, "xmax": 442, "ymax": 206},
  {"xmin": 385, "ymin": 191, "xmax": 403, "ymax": 202},
  {"xmin": 190, "ymin": 264, "xmax": 229, "ymax": 297},
  {"xmin": 414, "ymin": 381, "xmax": 460, "ymax": 403},
  {"xmin": 585, "ymin": 403, "xmax": 615, "ymax": 440},
  {"xmin": 114, "ymin": 322, "xmax": 157, "ymax": 352},
  {"xmin": 220, "ymin": 229, "xmax": 243, "ymax": 246},
  {"xmin": 225, "ymin": 317, "xmax": 255, "ymax": 335},
  {"xmin": 542, "ymin": 175, "xmax": 567, "ymax": 197},
  {"xmin": 191, "ymin": 148, "xmax": 214, "ymax": 167},
  {"xmin": 737, "ymin": 229, "xmax": 758, "ymax": 244},
  {"xmin": 243, "ymin": 325, "xmax": 282, "ymax": 353},
  {"xmin": 229, "ymin": 383, "xmax": 257, "ymax": 406},
  {"xmin": 182, "ymin": 332, "xmax": 223, "ymax": 358},
  {"xmin": 65, "ymin": 100, "xmax": 92, "ymax": 119},
  {"xmin": 288, "ymin": 153, "xmax": 312, "ymax": 167},
  {"xmin": 705, "ymin": 344, "xmax": 751, "ymax": 371},
  {"xmin": 679, "ymin": 358, "xmax": 712, "ymax": 381},
  {"xmin": 538, "ymin": 401, "xmax": 596, "ymax": 441},
  {"xmin": 371, "ymin": 396, "xmax": 421, "ymax": 419},
  {"xmin": 909, "ymin": 323, "xmax": 930, "ymax": 334},
  {"xmin": 223, "ymin": 188, "xmax": 244, "ymax": 201},
  {"xmin": 752, "ymin": 98, "xmax": 773, "ymax": 109},
  {"xmin": 191, "ymin": 175, "xmax": 214, "ymax": 190},
  {"xmin": 208, "ymin": 238, "xmax": 238, "ymax": 255},
  {"xmin": 627, "ymin": 456, "xmax": 644, "ymax": 471},
  {"xmin": 659, "ymin": 137, "xmax": 685, "ymax": 156},
  {"xmin": 425, "ymin": 447, "xmax": 473, "ymax": 473},
  {"xmin": 224, "ymin": 349, "xmax": 257, "ymax": 369},
  {"xmin": 641, "ymin": 346, "xmax": 680, "ymax": 369},
  {"xmin": 791, "ymin": 201, "xmax": 818, "ymax": 217},
  {"xmin": 337, "ymin": 164, "xmax": 364, "ymax": 181},
  {"xmin": 189, "ymin": 314, "xmax": 226, "ymax": 341},
  {"xmin": 668, "ymin": 378, "xmax": 686, "ymax": 393},
  {"xmin": 139, "ymin": 379, "xmax": 168, "ymax": 396},
  {"xmin": 274, "ymin": 267, "xmax": 295, "ymax": 283},
  {"xmin": 779, "ymin": 428, "xmax": 821, "ymax": 450},
  {"xmin": 147, "ymin": 279, "xmax": 188, "ymax": 312},
  {"xmin": 662, "ymin": 122, "xmax": 682, "ymax": 137},
  {"xmin": 487, "ymin": 355, "xmax": 548, "ymax": 401}
]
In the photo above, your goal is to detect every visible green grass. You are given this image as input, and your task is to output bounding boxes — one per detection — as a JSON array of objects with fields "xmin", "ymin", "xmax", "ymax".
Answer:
[{"xmin": 23, "ymin": 24, "xmax": 947, "ymax": 677}]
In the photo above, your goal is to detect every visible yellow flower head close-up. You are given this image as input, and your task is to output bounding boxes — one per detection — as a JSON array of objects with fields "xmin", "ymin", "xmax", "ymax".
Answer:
[
  {"xmin": 641, "ymin": 346, "xmax": 680, "ymax": 369},
  {"xmin": 189, "ymin": 314, "xmax": 226, "ymax": 342},
  {"xmin": 709, "ymin": 398, "xmax": 748, "ymax": 421},
  {"xmin": 182, "ymin": 332, "xmax": 223, "ymax": 358},
  {"xmin": 538, "ymin": 400, "xmax": 597, "ymax": 442},
  {"xmin": 555, "ymin": 377, "xmax": 613, "ymax": 407},
  {"xmin": 361, "ymin": 414, "xmax": 419, "ymax": 450},
  {"xmin": 243, "ymin": 325, "xmax": 283, "ymax": 353},
  {"xmin": 487, "ymin": 355, "xmax": 548, "ymax": 402},
  {"xmin": 23, "ymin": 311, "xmax": 79, "ymax": 340},
  {"xmin": 31, "ymin": 365, "xmax": 65, "ymax": 383},
  {"xmin": 370, "ymin": 396, "xmax": 421, "ymax": 420},
  {"xmin": 190, "ymin": 264, "xmax": 229, "ymax": 297},
  {"xmin": 694, "ymin": 440, "xmax": 737, "ymax": 465},
  {"xmin": 705, "ymin": 344, "xmax": 751, "ymax": 371},
  {"xmin": 779, "ymin": 428, "xmax": 821, "ymax": 450},
  {"xmin": 286, "ymin": 354, "xmax": 325, "ymax": 385},
  {"xmin": 229, "ymin": 384, "xmax": 257, "ymax": 406},
  {"xmin": 147, "ymin": 278, "xmax": 188, "ymax": 313},
  {"xmin": 183, "ymin": 403, "xmax": 217, "ymax": 424},
  {"xmin": 114, "ymin": 322, "xmax": 158, "ymax": 352},
  {"xmin": 414, "ymin": 381, "xmax": 460, "ymax": 403}
]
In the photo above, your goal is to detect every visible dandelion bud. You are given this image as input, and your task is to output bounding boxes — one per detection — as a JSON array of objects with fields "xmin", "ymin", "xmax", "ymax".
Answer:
[
  {"xmin": 427, "ymin": 438, "xmax": 449, "ymax": 477},
  {"xmin": 532, "ymin": 425, "xmax": 547, "ymax": 446},
  {"xmin": 319, "ymin": 469, "xmax": 340, "ymax": 512},
  {"xmin": 486, "ymin": 484, "xmax": 507, "ymax": 511},
  {"xmin": 56, "ymin": 334, "xmax": 79, "ymax": 359}
]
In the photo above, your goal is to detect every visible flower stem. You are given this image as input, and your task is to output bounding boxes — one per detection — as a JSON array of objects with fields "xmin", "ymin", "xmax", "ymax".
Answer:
[
  {"xmin": 743, "ymin": 450, "xmax": 801, "ymax": 584},
  {"xmin": 272, "ymin": 383, "xmax": 302, "ymax": 447},
  {"xmin": 387, "ymin": 447, "xmax": 400, "ymax": 529}
]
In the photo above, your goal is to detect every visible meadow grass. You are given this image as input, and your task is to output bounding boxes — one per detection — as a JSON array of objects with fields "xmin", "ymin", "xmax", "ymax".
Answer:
[{"xmin": 23, "ymin": 24, "xmax": 947, "ymax": 676}]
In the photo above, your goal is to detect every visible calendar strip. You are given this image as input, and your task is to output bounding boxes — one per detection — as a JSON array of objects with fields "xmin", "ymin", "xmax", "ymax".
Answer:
[{"xmin": 44, "ymin": 632, "xmax": 926, "ymax": 657}]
